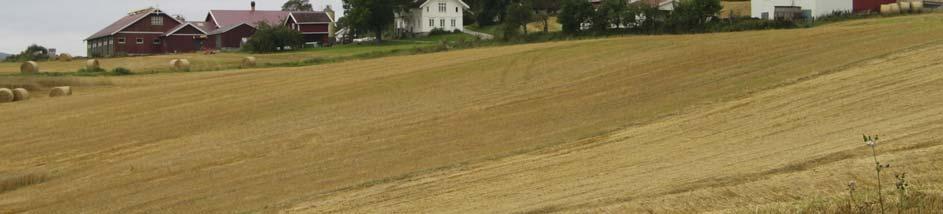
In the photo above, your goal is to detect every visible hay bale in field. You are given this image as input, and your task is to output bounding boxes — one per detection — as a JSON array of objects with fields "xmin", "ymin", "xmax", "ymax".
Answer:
[
  {"xmin": 49, "ymin": 86, "xmax": 72, "ymax": 97},
  {"xmin": 58, "ymin": 53, "xmax": 73, "ymax": 62},
  {"xmin": 912, "ymin": 1, "xmax": 924, "ymax": 12},
  {"xmin": 0, "ymin": 88, "xmax": 13, "ymax": 103},
  {"xmin": 884, "ymin": 3, "xmax": 901, "ymax": 14},
  {"xmin": 20, "ymin": 61, "xmax": 39, "ymax": 74},
  {"xmin": 86, "ymin": 59, "xmax": 101, "ymax": 70},
  {"xmin": 12, "ymin": 88, "xmax": 29, "ymax": 101},
  {"xmin": 242, "ymin": 56, "xmax": 257, "ymax": 68},
  {"xmin": 900, "ymin": 1, "xmax": 912, "ymax": 12},
  {"xmin": 170, "ymin": 59, "xmax": 191, "ymax": 71}
]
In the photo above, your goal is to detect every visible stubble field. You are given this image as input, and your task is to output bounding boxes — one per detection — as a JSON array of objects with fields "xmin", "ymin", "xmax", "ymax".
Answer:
[{"xmin": 2, "ymin": 14, "xmax": 943, "ymax": 213}]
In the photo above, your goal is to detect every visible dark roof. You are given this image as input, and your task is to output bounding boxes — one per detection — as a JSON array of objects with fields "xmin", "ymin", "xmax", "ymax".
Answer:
[
  {"xmin": 290, "ymin": 12, "xmax": 332, "ymax": 23},
  {"xmin": 165, "ymin": 22, "xmax": 212, "ymax": 36},
  {"xmin": 189, "ymin": 21, "xmax": 213, "ymax": 33},
  {"xmin": 209, "ymin": 10, "xmax": 291, "ymax": 29},
  {"xmin": 87, "ymin": 8, "xmax": 166, "ymax": 40}
]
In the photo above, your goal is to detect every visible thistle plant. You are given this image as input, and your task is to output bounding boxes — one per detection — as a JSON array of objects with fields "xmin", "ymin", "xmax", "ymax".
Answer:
[
  {"xmin": 847, "ymin": 180, "xmax": 857, "ymax": 211},
  {"xmin": 864, "ymin": 134, "xmax": 889, "ymax": 213},
  {"xmin": 895, "ymin": 173, "xmax": 909, "ymax": 212}
]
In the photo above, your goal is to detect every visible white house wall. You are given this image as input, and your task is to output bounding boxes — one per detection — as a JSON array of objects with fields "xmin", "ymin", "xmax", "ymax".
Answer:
[
  {"xmin": 751, "ymin": 0, "xmax": 852, "ymax": 19},
  {"xmin": 396, "ymin": 0, "xmax": 466, "ymax": 33}
]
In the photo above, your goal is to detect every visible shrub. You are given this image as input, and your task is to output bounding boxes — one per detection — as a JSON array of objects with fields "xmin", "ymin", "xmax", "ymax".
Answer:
[
  {"xmin": 429, "ymin": 28, "xmax": 451, "ymax": 36},
  {"xmin": 77, "ymin": 67, "xmax": 106, "ymax": 73},
  {"xmin": 4, "ymin": 44, "xmax": 51, "ymax": 62},
  {"xmin": 111, "ymin": 67, "xmax": 132, "ymax": 75},
  {"xmin": 242, "ymin": 22, "xmax": 304, "ymax": 53}
]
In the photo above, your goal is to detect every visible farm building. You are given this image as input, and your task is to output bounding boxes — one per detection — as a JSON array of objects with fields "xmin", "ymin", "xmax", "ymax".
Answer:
[
  {"xmin": 854, "ymin": 0, "xmax": 898, "ymax": 12},
  {"xmin": 394, "ymin": 0, "xmax": 471, "ymax": 35},
  {"xmin": 751, "ymin": 0, "xmax": 853, "ymax": 20},
  {"xmin": 86, "ymin": 2, "xmax": 334, "ymax": 57}
]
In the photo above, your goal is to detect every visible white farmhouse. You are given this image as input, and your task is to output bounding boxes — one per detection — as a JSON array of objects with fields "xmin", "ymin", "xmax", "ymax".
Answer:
[
  {"xmin": 395, "ymin": 0, "xmax": 471, "ymax": 35},
  {"xmin": 752, "ymin": 0, "xmax": 853, "ymax": 20}
]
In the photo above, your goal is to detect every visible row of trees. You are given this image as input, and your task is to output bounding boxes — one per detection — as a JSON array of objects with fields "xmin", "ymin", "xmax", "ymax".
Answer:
[
  {"xmin": 3, "ymin": 44, "xmax": 51, "ymax": 62},
  {"xmin": 557, "ymin": 0, "xmax": 722, "ymax": 34}
]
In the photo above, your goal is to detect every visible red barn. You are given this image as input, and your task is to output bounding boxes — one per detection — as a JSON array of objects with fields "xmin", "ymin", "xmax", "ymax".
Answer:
[
  {"xmin": 285, "ymin": 11, "xmax": 335, "ymax": 45},
  {"xmin": 85, "ymin": 8, "xmax": 184, "ymax": 57},
  {"xmin": 854, "ymin": 0, "xmax": 898, "ymax": 12},
  {"xmin": 86, "ymin": 2, "xmax": 335, "ymax": 57}
]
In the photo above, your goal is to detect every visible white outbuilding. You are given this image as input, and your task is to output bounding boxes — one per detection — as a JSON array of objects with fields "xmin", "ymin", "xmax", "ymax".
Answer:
[{"xmin": 751, "ymin": 0, "xmax": 853, "ymax": 20}]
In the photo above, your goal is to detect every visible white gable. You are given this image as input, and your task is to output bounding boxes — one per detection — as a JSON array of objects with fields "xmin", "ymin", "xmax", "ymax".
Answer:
[{"xmin": 395, "ymin": 0, "xmax": 468, "ymax": 34}]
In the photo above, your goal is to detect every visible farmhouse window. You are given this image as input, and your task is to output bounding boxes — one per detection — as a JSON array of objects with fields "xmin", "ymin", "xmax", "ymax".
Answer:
[
  {"xmin": 426, "ymin": 7, "xmax": 429, "ymax": 12},
  {"xmin": 439, "ymin": 3, "xmax": 446, "ymax": 12},
  {"xmin": 429, "ymin": 19, "xmax": 434, "ymax": 27},
  {"xmin": 456, "ymin": 7, "xmax": 459, "ymax": 13},
  {"xmin": 136, "ymin": 38, "xmax": 144, "ymax": 44},
  {"xmin": 153, "ymin": 39, "xmax": 161, "ymax": 45},
  {"xmin": 451, "ymin": 19, "xmax": 456, "ymax": 27},
  {"xmin": 118, "ymin": 37, "xmax": 125, "ymax": 44},
  {"xmin": 151, "ymin": 16, "xmax": 163, "ymax": 26},
  {"xmin": 440, "ymin": 19, "xmax": 445, "ymax": 27}
]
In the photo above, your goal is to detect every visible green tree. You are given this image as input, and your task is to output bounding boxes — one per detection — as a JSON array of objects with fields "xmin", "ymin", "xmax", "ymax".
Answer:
[
  {"xmin": 558, "ymin": 0, "xmax": 593, "ymax": 34},
  {"xmin": 282, "ymin": 0, "xmax": 314, "ymax": 11},
  {"xmin": 243, "ymin": 22, "xmax": 304, "ymax": 53},
  {"xmin": 591, "ymin": 0, "xmax": 625, "ymax": 34},
  {"xmin": 3, "ymin": 44, "xmax": 49, "ymax": 62},
  {"xmin": 668, "ymin": 0, "xmax": 721, "ymax": 32},
  {"xmin": 343, "ymin": 0, "xmax": 410, "ymax": 44},
  {"xmin": 503, "ymin": 0, "xmax": 536, "ymax": 39},
  {"xmin": 477, "ymin": 0, "xmax": 509, "ymax": 26},
  {"xmin": 532, "ymin": 0, "xmax": 561, "ymax": 32}
]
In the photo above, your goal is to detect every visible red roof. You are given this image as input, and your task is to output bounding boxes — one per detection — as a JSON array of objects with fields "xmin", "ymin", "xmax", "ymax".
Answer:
[
  {"xmin": 87, "ymin": 9, "xmax": 176, "ymax": 40},
  {"xmin": 290, "ymin": 12, "xmax": 333, "ymax": 23},
  {"xmin": 209, "ymin": 10, "xmax": 291, "ymax": 29}
]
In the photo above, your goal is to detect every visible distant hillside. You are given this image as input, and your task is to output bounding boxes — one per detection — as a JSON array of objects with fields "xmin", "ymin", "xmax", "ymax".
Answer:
[{"xmin": 0, "ymin": 52, "xmax": 9, "ymax": 59}]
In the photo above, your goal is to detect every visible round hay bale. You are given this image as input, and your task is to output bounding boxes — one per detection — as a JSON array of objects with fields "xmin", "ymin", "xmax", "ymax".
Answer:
[
  {"xmin": 86, "ymin": 59, "xmax": 101, "ymax": 70},
  {"xmin": 58, "ymin": 53, "xmax": 73, "ymax": 62},
  {"xmin": 242, "ymin": 56, "xmax": 257, "ymax": 68},
  {"xmin": 0, "ymin": 88, "xmax": 13, "ymax": 103},
  {"xmin": 912, "ymin": 1, "xmax": 924, "ymax": 12},
  {"xmin": 881, "ymin": 4, "xmax": 890, "ymax": 14},
  {"xmin": 170, "ymin": 59, "xmax": 191, "ymax": 71},
  {"xmin": 49, "ymin": 86, "xmax": 72, "ymax": 98},
  {"xmin": 20, "ymin": 61, "xmax": 39, "ymax": 74},
  {"xmin": 12, "ymin": 88, "xmax": 29, "ymax": 101},
  {"xmin": 899, "ymin": 1, "xmax": 912, "ymax": 13},
  {"xmin": 888, "ymin": 3, "xmax": 901, "ymax": 14}
]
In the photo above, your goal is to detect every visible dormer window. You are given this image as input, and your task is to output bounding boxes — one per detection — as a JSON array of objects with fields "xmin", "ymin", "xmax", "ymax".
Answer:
[{"xmin": 151, "ymin": 16, "xmax": 163, "ymax": 26}]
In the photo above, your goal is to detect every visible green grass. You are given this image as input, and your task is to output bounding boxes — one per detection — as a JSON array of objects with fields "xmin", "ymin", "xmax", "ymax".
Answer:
[{"xmin": 0, "ymin": 33, "xmax": 480, "ymax": 77}]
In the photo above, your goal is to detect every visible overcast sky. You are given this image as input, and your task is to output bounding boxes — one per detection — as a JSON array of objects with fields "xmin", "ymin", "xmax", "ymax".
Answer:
[{"xmin": 0, "ymin": 0, "xmax": 344, "ymax": 56}]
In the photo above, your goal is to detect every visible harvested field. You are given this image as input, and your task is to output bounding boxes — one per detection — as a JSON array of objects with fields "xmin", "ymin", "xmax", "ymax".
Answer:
[{"xmin": 2, "ymin": 14, "xmax": 943, "ymax": 213}]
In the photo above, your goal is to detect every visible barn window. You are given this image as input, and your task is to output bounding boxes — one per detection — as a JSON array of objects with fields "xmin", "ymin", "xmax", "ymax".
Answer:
[
  {"xmin": 136, "ymin": 38, "xmax": 144, "ymax": 44},
  {"xmin": 109, "ymin": 39, "xmax": 114, "ymax": 45},
  {"xmin": 118, "ymin": 37, "xmax": 126, "ymax": 44},
  {"xmin": 153, "ymin": 38, "xmax": 161, "ymax": 45},
  {"xmin": 151, "ymin": 16, "xmax": 163, "ymax": 25},
  {"xmin": 439, "ymin": 3, "xmax": 446, "ymax": 12}
]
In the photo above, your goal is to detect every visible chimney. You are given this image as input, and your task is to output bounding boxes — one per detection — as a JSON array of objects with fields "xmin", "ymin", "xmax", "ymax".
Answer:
[{"xmin": 251, "ymin": 1, "xmax": 256, "ymax": 12}]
